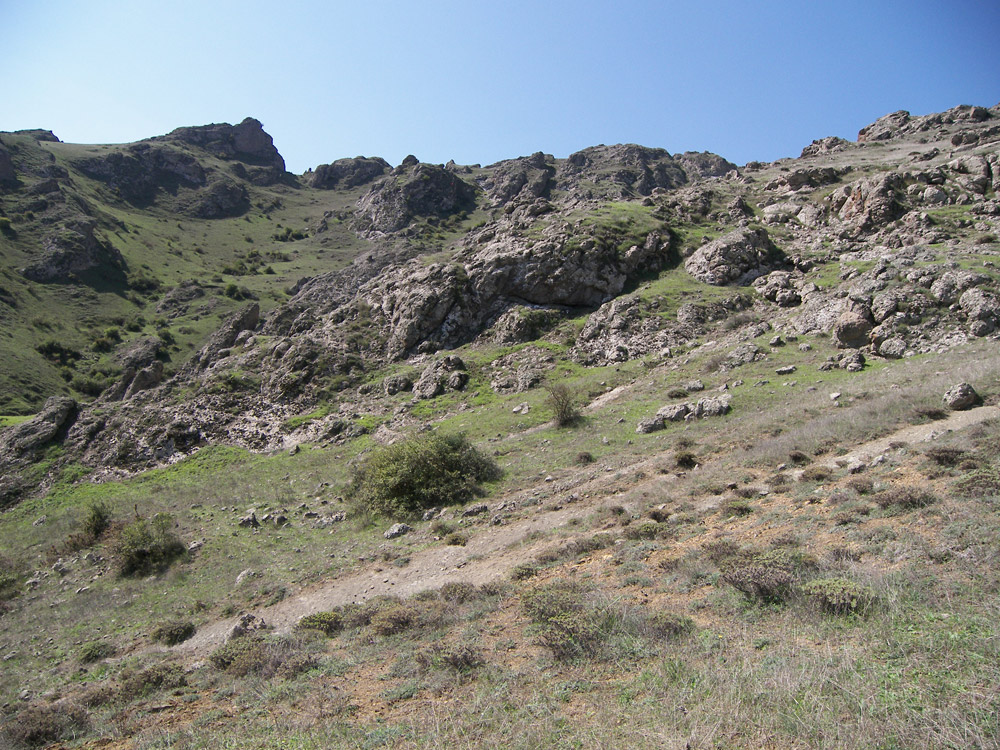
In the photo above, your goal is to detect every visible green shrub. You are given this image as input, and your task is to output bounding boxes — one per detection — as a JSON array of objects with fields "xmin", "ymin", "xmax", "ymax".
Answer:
[
  {"xmin": 439, "ymin": 581, "xmax": 480, "ymax": 603},
  {"xmin": 445, "ymin": 532, "xmax": 468, "ymax": 546},
  {"xmin": 510, "ymin": 563, "xmax": 540, "ymax": 581},
  {"xmin": 415, "ymin": 644, "xmax": 484, "ymax": 674},
  {"xmin": 800, "ymin": 577, "xmax": 874, "ymax": 615},
  {"xmin": 77, "ymin": 641, "xmax": 115, "ymax": 663},
  {"xmin": 151, "ymin": 620, "xmax": 196, "ymax": 646},
  {"xmin": 721, "ymin": 498, "xmax": 753, "ymax": 517},
  {"xmin": 112, "ymin": 513, "xmax": 186, "ymax": 576},
  {"xmin": 2, "ymin": 701, "xmax": 90, "ymax": 748},
  {"xmin": 209, "ymin": 635, "xmax": 315, "ymax": 678},
  {"xmin": 81, "ymin": 501, "xmax": 112, "ymax": 540},
  {"xmin": 675, "ymin": 451, "xmax": 698, "ymax": 469},
  {"xmin": 800, "ymin": 465, "xmax": 832, "ymax": 482},
  {"xmin": 296, "ymin": 611, "xmax": 343, "ymax": 636},
  {"xmin": 352, "ymin": 433, "xmax": 501, "ymax": 517},
  {"xmin": 368, "ymin": 603, "xmax": 419, "ymax": 636}
]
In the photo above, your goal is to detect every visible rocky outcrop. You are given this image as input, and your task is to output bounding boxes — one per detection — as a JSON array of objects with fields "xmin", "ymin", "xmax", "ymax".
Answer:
[
  {"xmin": 0, "ymin": 396, "xmax": 77, "ymax": 458},
  {"xmin": 75, "ymin": 144, "xmax": 207, "ymax": 204},
  {"xmin": 356, "ymin": 162, "xmax": 477, "ymax": 233},
  {"xmin": 413, "ymin": 355, "xmax": 468, "ymax": 399},
  {"xmin": 185, "ymin": 303, "xmax": 260, "ymax": 372},
  {"xmin": 858, "ymin": 110, "xmax": 912, "ymax": 142},
  {"xmin": 561, "ymin": 144, "xmax": 688, "ymax": 198},
  {"xmin": 0, "ymin": 146, "xmax": 16, "ymax": 185},
  {"xmin": 636, "ymin": 394, "xmax": 732, "ymax": 433},
  {"xmin": 800, "ymin": 137, "xmax": 851, "ymax": 157},
  {"xmin": 831, "ymin": 173, "xmax": 906, "ymax": 233},
  {"xmin": 310, "ymin": 157, "xmax": 390, "ymax": 189},
  {"xmin": 481, "ymin": 152, "xmax": 554, "ymax": 206},
  {"xmin": 183, "ymin": 178, "xmax": 249, "ymax": 218},
  {"xmin": 163, "ymin": 117, "xmax": 285, "ymax": 172},
  {"xmin": 21, "ymin": 221, "xmax": 125, "ymax": 283},
  {"xmin": 684, "ymin": 227, "xmax": 784, "ymax": 285}
]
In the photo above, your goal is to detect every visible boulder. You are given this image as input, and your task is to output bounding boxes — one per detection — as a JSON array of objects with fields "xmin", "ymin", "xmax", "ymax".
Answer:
[
  {"xmin": 384, "ymin": 523, "xmax": 412, "ymax": 539},
  {"xmin": 413, "ymin": 356, "xmax": 468, "ymax": 399},
  {"xmin": 753, "ymin": 271, "xmax": 801, "ymax": 306},
  {"xmin": 959, "ymin": 287, "xmax": 1000, "ymax": 336},
  {"xmin": 684, "ymin": 228, "xmax": 784, "ymax": 286},
  {"xmin": 857, "ymin": 110, "xmax": 911, "ymax": 142},
  {"xmin": 942, "ymin": 383, "xmax": 981, "ymax": 411},
  {"xmin": 481, "ymin": 152, "xmax": 554, "ymax": 206},
  {"xmin": 833, "ymin": 310, "xmax": 873, "ymax": 349},
  {"xmin": 878, "ymin": 337, "xmax": 907, "ymax": 359},
  {"xmin": 226, "ymin": 612, "xmax": 267, "ymax": 642}
]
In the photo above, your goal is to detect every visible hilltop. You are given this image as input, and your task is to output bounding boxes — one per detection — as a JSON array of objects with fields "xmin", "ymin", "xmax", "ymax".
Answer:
[{"xmin": 0, "ymin": 104, "xmax": 999, "ymax": 749}]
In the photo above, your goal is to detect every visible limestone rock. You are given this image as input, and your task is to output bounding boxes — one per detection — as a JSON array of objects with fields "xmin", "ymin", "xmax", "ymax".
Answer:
[
  {"xmin": 384, "ymin": 523, "xmax": 412, "ymax": 539},
  {"xmin": 310, "ymin": 157, "xmax": 390, "ymax": 189},
  {"xmin": 942, "ymin": 383, "xmax": 980, "ymax": 411},
  {"xmin": 356, "ymin": 162, "xmax": 476, "ymax": 233},
  {"xmin": 959, "ymin": 287, "xmax": 1000, "ymax": 336},
  {"xmin": 413, "ymin": 356, "xmax": 468, "ymax": 399},
  {"xmin": 833, "ymin": 310, "xmax": 873, "ymax": 349},
  {"xmin": 684, "ymin": 227, "xmax": 784, "ymax": 286},
  {"xmin": 21, "ymin": 221, "xmax": 125, "ymax": 283},
  {"xmin": 0, "ymin": 396, "xmax": 77, "ymax": 457}
]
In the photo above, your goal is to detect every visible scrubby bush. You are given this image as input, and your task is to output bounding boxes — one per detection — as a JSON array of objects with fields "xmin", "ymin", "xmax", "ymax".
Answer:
[
  {"xmin": 1, "ymin": 701, "xmax": 90, "ymax": 748},
  {"xmin": 721, "ymin": 549, "xmax": 800, "ymax": 603},
  {"xmin": 545, "ymin": 383, "xmax": 581, "ymax": 427},
  {"xmin": 112, "ymin": 513, "xmax": 186, "ymax": 576},
  {"xmin": 873, "ymin": 486, "xmax": 937, "ymax": 511},
  {"xmin": 439, "ymin": 581, "xmax": 480, "ymax": 603},
  {"xmin": 81, "ymin": 501, "xmax": 112, "ymax": 540},
  {"xmin": 510, "ymin": 562, "xmax": 540, "ymax": 581},
  {"xmin": 800, "ymin": 577, "xmax": 874, "ymax": 615},
  {"xmin": 646, "ymin": 610, "xmax": 696, "ymax": 638},
  {"xmin": 415, "ymin": 644, "xmax": 484, "ymax": 674},
  {"xmin": 119, "ymin": 664, "xmax": 187, "ymax": 699},
  {"xmin": 675, "ymin": 451, "xmax": 698, "ymax": 469},
  {"xmin": 77, "ymin": 641, "xmax": 115, "ymax": 663},
  {"xmin": 297, "ymin": 611, "xmax": 343, "ymax": 636},
  {"xmin": 352, "ymin": 433, "xmax": 501, "ymax": 517},
  {"xmin": 151, "ymin": 620, "xmax": 196, "ymax": 645},
  {"xmin": 209, "ymin": 635, "xmax": 315, "ymax": 678},
  {"xmin": 445, "ymin": 532, "xmax": 468, "ymax": 546}
]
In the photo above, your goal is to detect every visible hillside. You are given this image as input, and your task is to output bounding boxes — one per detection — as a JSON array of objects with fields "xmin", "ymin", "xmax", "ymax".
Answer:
[{"xmin": 0, "ymin": 104, "xmax": 999, "ymax": 749}]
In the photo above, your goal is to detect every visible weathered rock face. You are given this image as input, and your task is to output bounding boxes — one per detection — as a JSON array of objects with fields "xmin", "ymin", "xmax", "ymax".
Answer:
[
  {"xmin": 481, "ymin": 152, "xmax": 554, "ymax": 206},
  {"xmin": 959, "ymin": 287, "xmax": 1000, "ymax": 336},
  {"xmin": 356, "ymin": 162, "xmax": 477, "ymax": 233},
  {"xmin": 0, "ymin": 146, "xmax": 16, "ymax": 184},
  {"xmin": 184, "ymin": 303, "xmax": 260, "ymax": 372},
  {"xmin": 413, "ymin": 355, "xmax": 468, "ymax": 399},
  {"xmin": 800, "ymin": 136, "xmax": 851, "ymax": 157},
  {"xmin": 1, "ymin": 396, "xmax": 77, "ymax": 458},
  {"xmin": 164, "ymin": 117, "xmax": 286, "ymax": 172},
  {"xmin": 857, "ymin": 110, "xmax": 912, "ymax": 142},
  {"xmin": 184, "ymin": 178, "xmax": 249, "ymax": 219},
  {"xmin": 75, "ymin": 144, "xmax": 207, "ymax": 205},
  {"xmin": 21, "ymin": 220, "xmax": 125, "ymax": 283},
  {"xmin": 310, "ymin": 157, "xmax": 390, "ymax": 189},
  {"xmin": 674, "ymin": 151, "xmax": 737, "ymax": 179},
  {"xmin": 832, "ymin": 173, "xmax": 906, "ymax": 233},
  {"xmin": 684, "ymin": 227, "xmax": 784, "ymax": 286},
  {"xmin": 561, "ymin": 144, "xmax": 689, "ymax": 198}
]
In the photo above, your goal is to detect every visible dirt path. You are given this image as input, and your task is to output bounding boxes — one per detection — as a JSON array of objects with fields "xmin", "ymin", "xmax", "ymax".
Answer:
[
  {"xmin": 177, "ymin": 404, "xmax": 999, "ymax": 657},
  {"xmin": 803, "ymin": 404, "xmax": 1000, "ymax": 475}
]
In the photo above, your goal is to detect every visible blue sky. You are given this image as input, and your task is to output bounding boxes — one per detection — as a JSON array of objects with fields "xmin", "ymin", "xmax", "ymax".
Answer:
[{"xmin": 3, "ymin": 1, "xmax": 997, "ymax": 172}]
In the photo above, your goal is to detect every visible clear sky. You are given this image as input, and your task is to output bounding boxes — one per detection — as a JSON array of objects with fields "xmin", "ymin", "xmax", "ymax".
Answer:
[{"xmin": 2, "ymin": 1, "xmax": 998, "ymax": 173}]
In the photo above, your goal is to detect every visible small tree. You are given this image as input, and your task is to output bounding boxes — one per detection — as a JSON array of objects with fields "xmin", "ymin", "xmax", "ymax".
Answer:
[{"xmin": 546, "ymin": 383, "xmax": 581, "ymax": 427}]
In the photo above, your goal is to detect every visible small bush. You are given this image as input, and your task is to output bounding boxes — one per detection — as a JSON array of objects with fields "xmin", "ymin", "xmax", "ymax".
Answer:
[
  {"xmin": 415, "ymin": 644, "xmax": 484, "ymax": 674},
  {"xmin": 352, "ymin": 433, "xmax": 501, "ymax": 517},
  {"xmin": 646, "ymin": 611, "xmax": 696, "ymax": 638},
  {"xmin": 112, "ymin": 513, "xmax": 186, "ymax": 576},
  {"xmin": 445, "ymin": 532, "xmax": 468, "ymax": 546},
  {"xmin": 151, "ymin": 620, "xmax": 196, "ymax": 646},
  {"xmin": 576, "ymin": 451, "xmax": 595, "ymax": 465},
  {"xmin": 800, "ymin": 577, "xmax": 874, "ymax": 615},
  {"xmin": 368, "ymin": 603, "xmax": 419, "ymax": 636},
  {"xmin": 872, "ymin": 487, "xmax": 937, "ymax": 511},
  {"xmin": 297, "ymin": 611, "xmax": 343, "ymax": 636},
  {"xmin": 788, "ymin": 450, "xmax": 811, "ymax": 465},
  {"xmin": 721, "ymin": 498, "xmax": 753, "ymax": 517},
  {"xmin": 845, "ymin": 476, "xmax": 875, "ymax": 495},
  {"xmin": 439, "ymin": 582, "xmax": 479, "ymax": 603},
  {"xmin": 81, "ymin": 501, "xmax": 112, "ymax": 540},
  {"xmin": 624, "ymin": 520, "xmax": 664, "ymax": 540},
  {"xmin": 721, "ymin": 550, "xmax": 800, "ymax": 603},
  {"xmin": 2, "ymin": 701, "xmax": 90, "ymax": 748},
  {"xmin": 119, "ymin": 664, "xmax": 186, "ymax": 699},
  {"xmin": 546, "ymin": 383, "xmax": 581, "ymax": 427},
  {"xmin": 78, "ymin": 641, "xmax": 115, "ymax": 663},
  {"xmin": 924, "ymin": 447, "xmax": 966, "ymax": 467},
  {"xmin": 429, "ymin": 519, "xmax": 454, "ymax": 536},
  {"xmin": 675, "ymin": 451, "xmax": 698, "ymax": 470},
  {"xmin": 209, "ymin": 635, "xmax": 313, "ymax": 678},
  {"xmin": 667, "ymin": 387, "xmax": 688, "ymax": 399},
  {"xmin": 510, "ymin": 563, "xmax": 540, "ymax": 581},
  {"xmin": 954, "ymin": 466, "xmax": 1000, "ymax": 498},
  {"xmin": 800, "ymin": 465, "xmax": 832, "ymax": 482}
]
